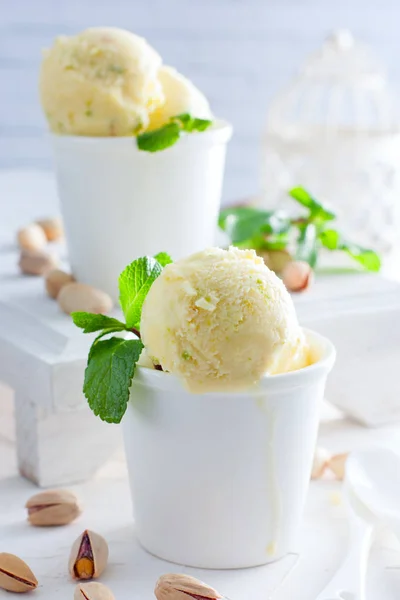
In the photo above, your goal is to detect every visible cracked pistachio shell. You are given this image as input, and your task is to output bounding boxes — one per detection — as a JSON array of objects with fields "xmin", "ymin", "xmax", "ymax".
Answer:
[
  {"xmin": 155, "ymin": 574, "xmax": 222, "ymax": 600},
  {"xmin": 26, "ymin": 489, "xmax": 81, "ymax": 526},
  {"xmin": 74, "ymin": 582, "xmax": 115, "ymax": 600},
  {"xmin": 0, "ymin": 553, "xmax": 38, "ymax": 593},
  {"xmin": 68, "ymin": 530, "xmax": 108, "ymax": 580}
]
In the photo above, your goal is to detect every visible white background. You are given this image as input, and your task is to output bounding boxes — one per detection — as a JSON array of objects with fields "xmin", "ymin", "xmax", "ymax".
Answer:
[{"xmin": 2, "ymin": 0, "xmax": 400, "ymax": 203}]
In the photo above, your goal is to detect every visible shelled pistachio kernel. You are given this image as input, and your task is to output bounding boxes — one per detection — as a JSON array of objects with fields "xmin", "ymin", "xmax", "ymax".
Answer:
[
  {"xmin": 0, "ymin": 553, "xmax": 38, "ymax": 593},
  {"xmin": 69, "ymin": 530, "xmax": 108, "ymax": 580},
  {"xmin": 26, "ymin": 489, "xmax": 80, "ymax": 526}
]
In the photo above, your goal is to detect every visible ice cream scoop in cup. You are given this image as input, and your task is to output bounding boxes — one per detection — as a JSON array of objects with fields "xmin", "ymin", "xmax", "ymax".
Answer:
[
  {"xmin": 73, "ymin": 247, "xmax": 335, "ymax": 568},
  {"xmin": 39, "ymin": 27, "xmax": 164, "ymax": 136},
  {"xmin": 141, "ymin": 247, "xmax": 310, "ymax": 392}
]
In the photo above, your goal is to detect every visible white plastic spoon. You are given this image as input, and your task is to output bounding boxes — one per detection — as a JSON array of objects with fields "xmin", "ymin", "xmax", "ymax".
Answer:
[
  {"xmin": 346, "ymin": 445, "xmax": 400, "ymax": 541},
  {"xmin": 315, "ymin": 483, "xmax": 374, "ymax": 600},
  {"xmin": 316, "ymin": 444, "xmax": 400, "ymax": 600}
]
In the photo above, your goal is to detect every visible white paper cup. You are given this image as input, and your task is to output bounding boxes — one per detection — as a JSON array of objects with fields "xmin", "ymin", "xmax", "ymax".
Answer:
[
  {"xmin": 52, "ymin": 121, "xmax": 232, "ymax": 300},
  {"xmin": 122, "ymin": 329, "xmax": 335, "ymax": 569}
]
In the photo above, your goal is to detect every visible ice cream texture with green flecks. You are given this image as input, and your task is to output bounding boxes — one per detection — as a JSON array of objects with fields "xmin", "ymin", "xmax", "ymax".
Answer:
[
  {"xmin": 39, "ymin": 27, "xmax": 212, "ymax": 137},
  {"xmin": 140, "ymin": 247, "xmax": 310, "ymax": 393}
]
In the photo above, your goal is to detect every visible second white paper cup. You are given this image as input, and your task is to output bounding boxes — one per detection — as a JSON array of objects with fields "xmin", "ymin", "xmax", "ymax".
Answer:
[
  {"xmin": 122, "ymin": 329, "xmax": 335, "ymax": 569},
  {"xmin": 52, "ymin": 121, "xmax": 232, "ymax": 300}
]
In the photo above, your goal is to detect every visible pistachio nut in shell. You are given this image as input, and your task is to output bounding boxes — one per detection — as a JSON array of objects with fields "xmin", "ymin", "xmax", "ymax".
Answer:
[
  {"xmin": 69, "ymin": 530, "xmax": 108, "ymax": 580},
  {"xmin": 0, "ymin": 553, "xmax": 38, "ymax": 593},
  {"xmin": 74, "ymin": 582, "xmax": 115, "ymax": 600},
  {"xmin": 155, "ymin": 574, "xmax": 223, "ymax": 600},
  {"xmin": 36, "ymin": 217, "xmax": 64, "ymax": 242},
  {"xmin": 281, "ymin": 260, "xmax": 313, "ymax": 292},
  {"xmin": 26, "ymin": 489, "xmax": 81, "ymax": 526}
]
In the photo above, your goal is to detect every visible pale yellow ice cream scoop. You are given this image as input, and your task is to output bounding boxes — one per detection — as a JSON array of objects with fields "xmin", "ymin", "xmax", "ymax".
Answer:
[
  {"xmin": 40, "ymin": 27, "xmax": 163, "ymax": 136},
  {"xmin": 147, "ymin": 66, "xmax": 212, "ymax": 131},
  {"xmin": 141, "ymin": 247, "xmax": 309, "ymax": 393}
]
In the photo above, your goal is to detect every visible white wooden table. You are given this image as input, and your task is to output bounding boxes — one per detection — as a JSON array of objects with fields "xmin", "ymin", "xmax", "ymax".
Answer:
[{"xmin": 1, "ymin": 169, "xmax": 400, "ymax": 599}]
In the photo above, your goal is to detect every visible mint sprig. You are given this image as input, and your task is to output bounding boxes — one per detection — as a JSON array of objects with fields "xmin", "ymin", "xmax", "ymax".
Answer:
[
  {"xmin": 137, "ymin": 113, "xmax": 212, "ymax": 153},
  {"xmin": 84, "ymin": 338, "xmax": 143, "ymax": 423},
  {"xmin": 73, "ymin": 253, "xmax": 172, "ymax": 423},
  {"xmin": 218, "ymin": 187, "xmax": 380, "ymax": 272}
]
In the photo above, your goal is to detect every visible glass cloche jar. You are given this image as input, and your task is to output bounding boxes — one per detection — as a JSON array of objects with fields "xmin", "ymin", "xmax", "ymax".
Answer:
[{"xmin": 261, "ymin": 30, "xmax": 400, "ymax": 253}]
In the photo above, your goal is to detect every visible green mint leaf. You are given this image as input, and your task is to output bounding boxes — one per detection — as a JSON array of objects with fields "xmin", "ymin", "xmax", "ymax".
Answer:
[
  {"xmin": 88, "ymin": 328, "xmax": 132, "ymax": 361},
  {"xmin": 289, "ymin": 187, "xmax": 314, "ymax": 208},
  {"xmin": 84, "ymin": 338, "xmax": 143, "ymax": 423},
  {"xmin": 119, "ymin": 257, "xmax": 162, "ymax": 329},
  {"xmin": 295, "ymin": 223, "xmax": 318, "ymax": 267},
  {"xmin": 173, "ymin": 113, "xmax": 212, "ymax": 132},
  {"xmin": 289, "ymin": 187, "xmax": 336, "ymax": 223},
  {"xmin": 172, "ymin": 113, "xmax": 191, "ymax": 126},
  {"xmin": 154, "ymin": 252, "xmax": 173, "ymax": 267},
  {"xmin": 137, "ymin": 123, "xmax": 180, "ymax": 152},
  {"xmin": 344, "ymin": 246, "xmax": 381, "ymax": 272},
  {"xmin": 71, "ymin": 312, "xmax": 127, "ymax": 334},
  {"xmin": 318, "ymin": 229, "xmax": 340, "ymax": 250},
  {"xmin": 319, "ymin": 229, "xmax": 381, "ymax": 272},
  {"xmin": 136, "ymin": 114, "xmax": 213, "ymax": 153},
  {"xmin": 218, "ymin": 207, "xmax": 290, "ymax": 244}
]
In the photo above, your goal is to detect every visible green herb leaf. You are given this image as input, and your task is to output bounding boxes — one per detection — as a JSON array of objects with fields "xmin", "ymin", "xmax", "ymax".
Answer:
[
  {"xmin": 137, "ymin": 123, "xmax": 181, "ymax": 152},
  {"xmin": 344, "ymin": 246, "xmax": 381, "ymax": 272},
  {"xmin": 83, "ymin": 338, "xmax": 143, "ymax": 423},
  {"xmin": 318, "ymin": 229, "xmax": 340, "ymax": 250},
  {"xmin": 295, "ymin": 223, "xmax": 318, "ymax": 267},
  {"xmin": 154, "ymin": 252, "xmax": 173, "ymax": 267},
  {"xmin": 71, "ymin": 312, "xmax": 127, "ymax": 334},
  {"xmin": 119, "ymin": 257, "xmax": 162, "ymax": 329},
  {"xmin": 218, "ymin": 207, "xmax": 291, "ymax": 244},
  {"xmin": 173, "ymin": 113, "xmax": 212, "ymax": 132},
  {"xmin": 289, "ymin": 187, "xmax": 336, "ymax": 223},
  {"xmin": 88, "ymin": 329, "xmax": 131, "ymax": 360},
  {"xmin": 319, "ymin": 229, "xmax": 381, "ymax": 272},
  {"xmin": 137, "ymin": 114, "xmax": 212, "ymax": 153},
  {"xmin": 219, "ymin": 189, "xmax": 381, "ymax": 273}
]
